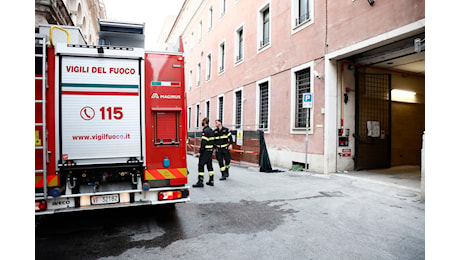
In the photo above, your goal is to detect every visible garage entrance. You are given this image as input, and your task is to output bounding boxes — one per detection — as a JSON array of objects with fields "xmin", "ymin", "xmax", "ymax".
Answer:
[
  {"xmin": 355, "ymin": 73, "xmax": 392, "ymax": 170},
  {"xmin": 341, "ymin": 33, "xmax": 425, "ymax": 171}
]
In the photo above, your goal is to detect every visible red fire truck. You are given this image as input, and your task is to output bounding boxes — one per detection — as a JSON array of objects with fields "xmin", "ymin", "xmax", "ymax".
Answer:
[{"xmin": 35, "ymin": 21, "xmax": 189, "ymax": 214}]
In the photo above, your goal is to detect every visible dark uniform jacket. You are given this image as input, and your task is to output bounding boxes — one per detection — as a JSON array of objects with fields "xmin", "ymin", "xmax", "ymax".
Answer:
[
  {"xmin": 200, "ymin": 126, "xmax": 215, "ymax": 153},
  {"xmin": 214, "ymin": 127, "xmax": 233, "ymax": 149}
]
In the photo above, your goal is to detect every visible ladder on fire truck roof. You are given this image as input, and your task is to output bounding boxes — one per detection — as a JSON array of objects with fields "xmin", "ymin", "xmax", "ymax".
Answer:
[{"xmin": 35, "ymin": 35, "xmax": 48, "ymax": 200}]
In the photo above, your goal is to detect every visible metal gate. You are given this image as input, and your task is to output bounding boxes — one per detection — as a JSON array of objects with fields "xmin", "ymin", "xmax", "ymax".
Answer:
[{"xmin": 355, "ymin": 72, "xmax": 391, "ymax": 170}]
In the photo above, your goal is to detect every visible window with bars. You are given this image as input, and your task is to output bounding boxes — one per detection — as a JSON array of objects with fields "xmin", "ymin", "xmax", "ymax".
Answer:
[
  {"xmin": 235, "ymin": 90, "xmax": 242, "ymax": 129},
  {"xmin": 295, "ymin": 68, "xmax": 311, "ymax": 128},
  {"xmin": 218, "ymin": 96, "xmax": 224, "ymax": 121},
  {"xmin": 259, "ymin": 82, "xmax": 269, "ymax": 130}
]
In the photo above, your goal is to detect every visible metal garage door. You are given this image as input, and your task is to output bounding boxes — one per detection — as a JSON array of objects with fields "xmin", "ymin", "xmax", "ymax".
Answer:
[{"xmin": 355, "ymin": 73, "xmax": 391, "ymax": 170}]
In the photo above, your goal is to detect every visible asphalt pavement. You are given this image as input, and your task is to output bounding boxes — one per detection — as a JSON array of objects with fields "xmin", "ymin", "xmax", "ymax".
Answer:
[
  {"xmin": 97, "ymin": 154, "xmax": 425, "ymax": 259},
  {"xmin": 34, "ymin": 154, "xmax": 424, "ymax": 259}
]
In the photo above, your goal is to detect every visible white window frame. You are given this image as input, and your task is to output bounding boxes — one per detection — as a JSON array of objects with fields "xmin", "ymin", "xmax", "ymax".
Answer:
[
  {"xmin": 190, "ymin": 32, "xmax": 194, "ymax": 52},
  {"xmin": 291, "ymin": 0, "xmax": 314, "ymax": 34},
  {"xmin": 233, "ymin": 87, "xmax": 244, "ymax": 129},
  {"xmin": 220, "ymin": 0, "xmax": 227, "ymax": 18},
  {"xmin": 205, "ymin": 99, "xmax": 211, "ymax": 119},
  {"xmin": 197, "ymin": 62, "xmax": 201, "ymax": 87},
  {"xmin": 218, "ymin": 40, "xmax": 226, "ymax": 75},
  {"xmin": 217, "ymin": 94, "xmax": 225, "ymax": 123},
  {"xmin": 196, "ymin": 103, "xmax": 201, "ymax": 129},
  {"xmin": 198, "ymin": 20, "xmax": 203, "ymax": 42},
  {"xmin": 188, "ymin": 106, "xmax": 192, "ymax": 130},
  {"xmin": 208, "ymin": 5, "xmax": 214, "ymax": 32},
  {"xmin": 257, "ymin": 1, "xmax": 271, "ymax": 54},
  {"xmin": 234, "ymin": 24, "xmax": 244, "ymax": 65},
  {"xmin": 290, "ymin": 60, "xmax": 314, "ymax": 134},
  {"xmin": 206, "ymin": 52, "xmax": 212, "ymax": 81},
  {"xmin": 256, "ymin": 77, "xmax": 271, "ymax": 133},
  {"xmin": 188, "ymin": 69, "xmax": 193, "ymax": 91}
]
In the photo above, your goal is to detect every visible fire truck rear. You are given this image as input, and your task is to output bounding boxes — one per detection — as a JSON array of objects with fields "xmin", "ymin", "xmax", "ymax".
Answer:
[{"xmin": 35, "ymin": 20, "xmax": 189, "ymax": 214}]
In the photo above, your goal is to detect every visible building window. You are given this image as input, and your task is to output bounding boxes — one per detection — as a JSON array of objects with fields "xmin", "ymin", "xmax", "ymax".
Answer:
[
  {"xmin": 206, "ymin": 53, "xmax": 212, "ymax": 81},
  {"xmin": 221, "ymin": 0, "xmax": 226, "ymax": 17},
  {"xmin": 188, "ymin": 106, "xmax": 192, "ymax": 129},
  {"xmin": 292, "ymin": 0, "xmax": 313, "ymax": 32},
  {"xmin": 295, "ymin": 68, "xmax": 311, "ymax": 129},
  {"xmin": 258, "ymin": 81, "xmax": 269, "ymax": 130},
  {"xmin": 208, "ymin": 6, "xmax": 213, "ymax": 31},
  {"xmin": 189, "ymin": 69, "xmax": 193, "ymax": 91},
  {"xmin": 218, "ymin": 95, "xmax": 224, "ymax": 121},
  {"xmin": 262, "ymin": 9, "xmax": 270, "ymax": 45},
  {"xmin": 235, "ymin": 26, "xmax": 244, "ymax": 63},
  {"xmin": 298, "ymin": 0, "xmax": 309, "ymax": 25},
  {"xmin": 205, "ymin": 100, "xmax": 210, "ymax": 119},
  {"xmin": 258, "ymin": 4, "xmax": 270, "ymax": 49},
  {"xmin": 196, "ymin": 103, "xmax": 200, "ymax": 128},
  {"xmin": 190, "ymin": 32, "xmax": 194, "ymax": 52},
  {"xmin": 218, "ymin": 41, "xmax": 225, "ymax": 73},
  {"xmin": 234, "ymin": 89, "xmax": 242, "ymax": 129},
  {"xmin": 198, "ymin": 20, "xmax": 203, "ymax": 42},
  {"xmin": 197, "ymin": 62, "xmax": 201, "ymax": 86}
]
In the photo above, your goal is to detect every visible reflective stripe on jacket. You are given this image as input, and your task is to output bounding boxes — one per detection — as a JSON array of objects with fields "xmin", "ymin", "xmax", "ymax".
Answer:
[
  {"xmin": 200, "ymin": 126, "xmax": 215, "ymax": 152},
  {"xmin": 214, "ymin": 127, "xmax": 233, "ymax": 149}
]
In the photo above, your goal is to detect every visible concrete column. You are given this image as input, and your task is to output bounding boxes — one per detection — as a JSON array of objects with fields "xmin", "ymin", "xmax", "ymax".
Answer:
[{"xmin": 323, "ymin": 59, "xmax": 338, "ymax": 174}]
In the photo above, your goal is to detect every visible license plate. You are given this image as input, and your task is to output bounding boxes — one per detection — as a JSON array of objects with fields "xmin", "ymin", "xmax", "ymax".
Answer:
[{"xmin": 91, "ymin": 194, "xmax": 119, "ymax": 205}]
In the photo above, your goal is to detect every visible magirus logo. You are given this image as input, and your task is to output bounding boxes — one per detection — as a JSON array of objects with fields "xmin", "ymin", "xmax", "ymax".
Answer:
[{"xmin": 151, "ymin": 92, "xmax": 181, "ymax": 99}]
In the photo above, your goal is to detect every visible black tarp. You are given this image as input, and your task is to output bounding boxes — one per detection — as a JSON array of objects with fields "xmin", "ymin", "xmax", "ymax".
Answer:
[{"xmin": 259, "ymin": 130, "xmax": 283, "ymax": 173}]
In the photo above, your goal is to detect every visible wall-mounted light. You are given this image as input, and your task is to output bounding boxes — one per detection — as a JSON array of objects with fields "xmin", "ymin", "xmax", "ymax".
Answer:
[{"xmin": 391, "ymin": 89, "xmax": 416, "ymax": 103}]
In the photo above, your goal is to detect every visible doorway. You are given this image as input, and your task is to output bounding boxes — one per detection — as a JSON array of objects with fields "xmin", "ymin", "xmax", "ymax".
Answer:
[
  {"xmin": 349, "ymin": 33, "xmax": 425, "ymax": 171},
  {"xmin": 355, "ymin": 72, "xmax": 391, "ymax": 170}
]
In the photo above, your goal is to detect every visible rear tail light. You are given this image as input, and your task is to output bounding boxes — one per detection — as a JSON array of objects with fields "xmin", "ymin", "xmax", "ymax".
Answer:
[
  {"xmin": 158, "ymin": 190, "xmax": 189, "ymax": 201},
  {"xmin": 35, "ymin": 201, "xmax": 47, "ymax": 211}
]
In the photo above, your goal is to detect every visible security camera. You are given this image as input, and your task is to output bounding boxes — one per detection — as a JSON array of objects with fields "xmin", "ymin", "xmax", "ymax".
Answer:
[{"xmin": 314, "ymin": 70, "xmax": 321, "ymax": 79}]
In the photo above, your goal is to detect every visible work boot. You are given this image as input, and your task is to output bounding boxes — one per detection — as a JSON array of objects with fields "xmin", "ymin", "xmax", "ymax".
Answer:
[
  {"xmin": 224, "ymin": 168, "xmax": 229, "ymax": 178},
  {"xmin": 219, "ymin": 174, "xmax": 227, "ymax": 181},
  {"xmin": 193, "ymin": 175, "xmax": 204, "ymax": 188},
  {"xmin": 206, "ymin": 175, "xmax": 214, "ymax": 186}
]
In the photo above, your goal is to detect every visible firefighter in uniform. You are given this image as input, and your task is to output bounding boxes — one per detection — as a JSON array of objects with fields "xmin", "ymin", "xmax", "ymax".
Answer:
[
  {"xmin": 193, "ymin": 117, "xmax": 215, "ymax": 187},
  {"xmin": 214, "ymin": 119, "xmax": 233, "ymax": 180}
]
